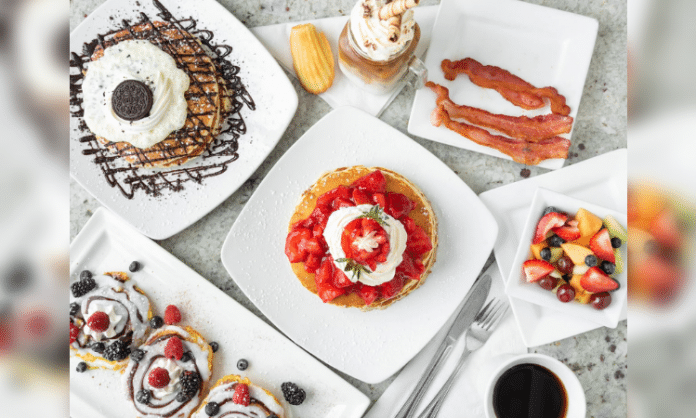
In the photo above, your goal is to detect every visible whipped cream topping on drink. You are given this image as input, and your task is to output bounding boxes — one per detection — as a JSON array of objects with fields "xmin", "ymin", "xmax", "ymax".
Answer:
[
  {"xmin": 324, "ymin": 204, "xmax": 408, "ymax": 286},
  {"xmin": 349, "ymin": 0, "xmax": 416, "ymax": 61},
  {"xmin": 82, "ymin": 40, "xmax": 190, "ymax": 149}
]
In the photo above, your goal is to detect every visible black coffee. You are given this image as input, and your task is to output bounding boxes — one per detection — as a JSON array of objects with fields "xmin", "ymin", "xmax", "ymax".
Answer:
[{"xmin": 492, "ymin": 363, "xmax": 567, "ymax": 418}]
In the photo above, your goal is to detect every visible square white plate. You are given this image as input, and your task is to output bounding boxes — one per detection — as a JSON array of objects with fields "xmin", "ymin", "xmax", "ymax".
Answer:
[
  {"xmin": 69, "ymin": 207, "xmax": 370, "ymax": 418},
  {"xmin": 408, "ymin": 0, "xmax": 598, "ymax": 170},
  {"xmin": 220, "ymin": 106, "xmax": 498, "ymax": 384},
  {"xmin": 70, "ymin": 0, "xmax": 298, "ymax": 240},
  {"xmin": 506, "ymin": 188, "xmax": 627, "ymax": 329},
  {"xmin": 479, "ymin": 149, "xmax": 627, "ymax": 346}
]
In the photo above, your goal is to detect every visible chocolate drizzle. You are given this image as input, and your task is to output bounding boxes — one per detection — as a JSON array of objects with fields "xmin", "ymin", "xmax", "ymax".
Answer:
[{"xmin": 70, "ymin": 0, "xmax": 255, "ymax": 199}]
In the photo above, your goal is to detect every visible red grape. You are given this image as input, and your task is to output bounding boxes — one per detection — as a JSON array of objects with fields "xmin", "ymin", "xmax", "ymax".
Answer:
[
  {"xmin": 556, "ymin": 256, "xmax": 574, "ymax": 275},
  {"xmin": 590, "ymin": 292, "xmax": 612, "ymax": 310},
  {"xmin": 538, "ymin": 276, "xmax": 557, "ymax": 291},
  {"xmin": 557, "ymin": 284, "xmax": 575, "ymax": 303}
]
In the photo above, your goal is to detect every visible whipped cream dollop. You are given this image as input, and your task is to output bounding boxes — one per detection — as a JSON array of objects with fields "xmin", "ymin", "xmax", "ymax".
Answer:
[
  {"xmin": 82, "ymin": 40, "xmax": 190, "ymax": 149},
  {"xmin": 323, "ymin": 204, "xmax": 408, "ymax": 286},
  {"xmin": 350, "ymin": 0, "xmax": 416, "ymax": 61},
  {"xmin": 145, "ymin": 358, "xmax": 183, "ymax": 398},
  {"xmin": 82, "ymin": 300, "xmax": 126, "ymax": 342}
]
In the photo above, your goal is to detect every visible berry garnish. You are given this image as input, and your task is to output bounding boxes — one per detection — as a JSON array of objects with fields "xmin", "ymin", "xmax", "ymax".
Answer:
[
  {"xmin": 547, "ymin": 234, "xmax": 565, "ymax": 248},
  {"xmin": 104, "ymin": 340, "xmax": 130, "ymax": 361},
  {"xmin": 177, "ymin": 371, "xmax": 201, "ymax": 402},
  {"xmin": 80, "ymin": 270, "xmax": 93, "ymax": 281},
  {"xmin": 584, "ymin": 255, "xmax": 597, "ymax": 267},
  {"xmin": 87, "ymin": 311, "xmax": 110, "ymax": 332},
  {"xmin": 590, "ymin": 292, "xmax": 612, "ymax": 310},
  {"xmin": 70, "ymin": 322, "xmax": 80, "ymax": 344},
  {"xmin": 237, "ymin": 359, "xmax": 249, "ymax": 371},
  {"xmin": 542, "ymin": 206, "xmax": 560, "ymax": 216},
  {"xmin": 76, "ymin": 362, "xmax": 87, "ymax": 373},
  {"xmin": 538, "ymin": 276, "xmax": 557, "ymax": 291},
  {"xmin": 131, "ymin": 349, "xmax": 145, "ymax": 362},
  {"xmin": 232, "ymin": 383, "xmax": 251, "ymax": 406},
  {"xmin": 281, "ymin": 382, "xmax": 306, "ymax": 405},
  {"xmin": 129, "ymin": 261, "xmax": 141, "ymax": 272},
  {"xmin": 540, "ymin": 248, "xmax": 552, "ymax": 261},
  {"xmin": 610, "ymin": 237, "xmax": 622, "ymax": 249},
  {"xmin": 136, "ymin": 389, "xmax": 151, "ymax": 404},
  {"xmin": 92, "ymin": 342, "xmax": 105, "ymax": 353},
  {"xmin": 556, "ymin": 256, "xmax": 574, "ymax": 275},
  {"xmin": 209, "ymin": 342, "xmax": 219, "ymax": 353},
  {"xmin": 164, "ymin": 305, "xmax": 181, "ymax": 325},
  {"xmin": 70, "ymin": 303, "xmax": 80, "ymax": 317},
  {"xmin": 533, "ymin": 212, "xmax": 567, "ymax": 244},
  {"xmin": 71, "ymin": 277, "xmax": 96, "ymax": 298},
  {"xmin": 149, "ymin": 316, "xmax": 164, "ymax": 329},
  {"xmin": 164, "ymin": 337, "xmax": 184, "ymax": 360},
  {"xmin": 600, "ymin": 261, "xmax": 616, "ymax": 275},
  {"xmin": 522, "ymin": 260, "xmax": 554, "ymax": 283},
  {"xmin": 556, "ymin": 284, "xmax": 575, "ymax": 303},
  {"xmin": 148, "ymin": 367, "xmax": 170, "ymax": 389},
  {"xmin": 205, "ymin": 401, "xmax": 220, "ymax": 416}
]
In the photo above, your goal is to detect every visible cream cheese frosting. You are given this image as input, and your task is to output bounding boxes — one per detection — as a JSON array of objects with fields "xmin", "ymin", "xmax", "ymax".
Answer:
[{"xmin": 349, "ymin": 0, "xmax": 416, "ymax": 61}]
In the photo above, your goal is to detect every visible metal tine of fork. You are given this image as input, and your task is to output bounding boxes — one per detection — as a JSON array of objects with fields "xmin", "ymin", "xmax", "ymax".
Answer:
[
  {"xmin": 478, "ymin": 299, "xmax": 502, "ymax": 326},
  {"xmin": 484, "ymin": 303, "xmax": 509, "ymax": 331},
  {"xmin": 474, "ymin": 299, "xmax": 495, "ymax": 322}
]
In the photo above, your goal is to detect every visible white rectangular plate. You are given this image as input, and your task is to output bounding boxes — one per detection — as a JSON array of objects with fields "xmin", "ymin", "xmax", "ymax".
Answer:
[
  {"xmin": 221, "ymin": 106, "xmax": 498, "ymax": 384},
  {"xmin": 70, "ymin": 0, "xmax": 298, "ymax": 239},
  {"xmin": 408, "ymin": 0, "xmax": 598, "ymax": 169},
  {"xmin": 69, "ymin": 207, "xmax": 370, "ymax": 418},
  {"xmin": 479, "ymin": 149, "xmax": 627, "ymax": 346}
]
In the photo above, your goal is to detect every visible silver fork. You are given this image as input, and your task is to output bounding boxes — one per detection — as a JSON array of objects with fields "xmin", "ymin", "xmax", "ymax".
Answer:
[{"xmin": 416, "ymin": 298, "xmax": 510, "ymax": 418}]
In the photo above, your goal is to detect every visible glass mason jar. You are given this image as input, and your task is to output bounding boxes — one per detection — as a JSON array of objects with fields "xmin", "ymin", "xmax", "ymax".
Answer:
[{"xmin": 338, "ymin": 19, "xmax": 426, "ymax": 95}]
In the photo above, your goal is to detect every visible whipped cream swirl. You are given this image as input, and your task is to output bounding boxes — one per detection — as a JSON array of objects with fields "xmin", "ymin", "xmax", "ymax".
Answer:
[
  {"xmin": 349, "ymin": 0, "xmax": 416, "ymax": 61},
  {"xmin": 323, "ymin": 204, "xmax": 408, "ymax": 286},
  {"xmin": 83, "ymin": 301, "xmax": 126, "ymax": 342},
  {"xmin": 82, "ymin": 40, "xmax": 190, "ymax": 149}
]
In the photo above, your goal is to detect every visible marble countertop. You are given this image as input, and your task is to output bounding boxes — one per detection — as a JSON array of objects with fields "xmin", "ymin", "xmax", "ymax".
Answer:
[{"xmin": 70, "ymin": 0, "xmax": 627, "ymax": 416}]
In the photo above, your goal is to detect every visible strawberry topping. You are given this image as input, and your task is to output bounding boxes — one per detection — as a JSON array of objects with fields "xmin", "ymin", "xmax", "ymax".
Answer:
[
  {"xmin": 164, "ymin": 336, "xmax": 184, "ymax": 361},
  {"xmin": 533, "ymin": 212, "xmax": 568, "ymax": 244},
  {"xmin": 358, "ymin": 284, "xmax": 379, "ymax": 306},
  {"xmin": 148, "ymin": 367, "xmax": 170, "ymax": 389},
  {"xmin": 70, "ymin": 321, "xmax": 80, "ymax": 344},
  {"xmin": 87, "ymin": 311, "xmax": 110, "ymax": 332},
  {"xmin": 164, "ymin": 305, "xmax": 181, "ymax": 325},
  {"xmin": 285, "ymin": 228, "xmax": 313, "ymax": 263},
  {"xmin": 580, "ymin": 267, "xmax": 619, "ymax": 293},
  {"xmin": 380, "ymin": 275, "xmax": 405, "ymax": 300},
  {"xmin": 385, "ymin": 193, "xmax": 415, "ymax": 219},
  {"xmin": 232, "ymin": 383, "xmax": 251, "ymax": 406},
  {"xmin": 590, "ymin": 229, "xmax": 615, "ymax": 263},
  {"xmin": 522, "ymin": 259, "xmax": 555, "ymax": 283},
  {"xmin": 351, "ymin": 170, "xmax": 386, "ymax": 194},
  {"xmin": 341, "ymin": 218, "xmax": 390, "ymax": 272}
]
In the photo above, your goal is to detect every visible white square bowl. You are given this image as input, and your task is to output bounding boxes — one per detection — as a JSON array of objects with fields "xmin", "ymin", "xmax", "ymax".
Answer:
[{"xmin": 505, "ymin": 187, "xmax": 627, "ymax": 328}]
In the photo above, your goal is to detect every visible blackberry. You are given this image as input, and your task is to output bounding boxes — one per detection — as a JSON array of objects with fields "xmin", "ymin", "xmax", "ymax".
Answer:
[
  {"xmin": 92, "ymin": 342, "xmax": 105, "ymax": 353},
  {"xmin": 71, "ymin": 277, "xmax": 97, "ymax": 298},
  {"xmin": 80, "ymin": 270, "xmax": 93, "ymax": 281},
  {"xmin": 237, "ymin": 359, "xmax": 248, "ymax": 371},
  {"xmin": 204, "ymin": 402, "xmax": 220, "ymax": 416},
  {"xmin": 542, "ymin": 206, "xmax": 559, "ymax": 216},
  {"xmin": 136, "ymin": 389, "xmax": 151, "ymax": 404},
  {"xmin": 611, "ymin": 237, "xmax": 622, "ymax": 249},
  {"xmin": 131, "ymin": 348, "xmax": 146, "ymax": 362},
  {"xmin": 547, "ymin": 235, "xmax": 565, "ymax": 248},
  {"xmin": 103, "ymin": 340, "xmax": 130, "ymax": 362},
  {"xmin": 281, "ymin": 382, "xmax": 306, "ymax": 405},
  {"xmin": 180, "ymin": 352, "xmax": 192, "ymax": 362},
  {"xmin": 70, "ymin": 303, "xmax": 80, "ymax": 317},
  {"xmin": 177, "ymin": 371, "xmax": 201, "ymax": 402},
  {"xmin": 129, "ymin": 261, "xmax": 141, "ymax": 272},
  {"xmin": 150, "ymin": 316, "xmax": 164, "ymax": 329},
  {"xmin": 209, "ymin": 342, "xmax": 219, "ymax": 353},
  {"xmin": 76, "ymin": 362, "xmax": 87, "ymax": 373},
  {"xmin": 584, "ymin": 255, "xmax": 598, "ymax": 267}
]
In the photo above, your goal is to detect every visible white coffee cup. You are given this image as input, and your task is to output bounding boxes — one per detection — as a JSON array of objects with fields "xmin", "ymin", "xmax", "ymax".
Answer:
[{"xmin": 483, "ymin": 353, "xmax": 586, "ymax": 418}]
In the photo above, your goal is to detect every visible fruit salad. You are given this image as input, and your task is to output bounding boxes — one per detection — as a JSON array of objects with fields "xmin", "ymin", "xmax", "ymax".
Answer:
[{"xmin": 522, "ymin": 207, "xmax": 627, "ymax": 310}]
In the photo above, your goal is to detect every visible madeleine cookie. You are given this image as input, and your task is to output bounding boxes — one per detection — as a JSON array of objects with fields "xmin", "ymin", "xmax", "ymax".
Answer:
[
  {"xmin": 192, "ymin": 375, "xmax": 286, "ymax": 418},
  {"xmin": 70, "ymin": 271, "xmax": 152, "ymax": 371},
  {"xmin": 285, "ymin": 166, "xmax": 438, "ymax": 310}
]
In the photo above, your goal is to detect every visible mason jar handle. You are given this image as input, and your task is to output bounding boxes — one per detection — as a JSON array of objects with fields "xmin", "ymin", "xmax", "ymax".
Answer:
[{"xmin": 407, "ymin": 56, "xmax": 428, "ymax": 89}]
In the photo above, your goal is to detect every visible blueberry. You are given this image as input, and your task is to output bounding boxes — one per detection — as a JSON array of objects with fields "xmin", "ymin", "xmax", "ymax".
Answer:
[
  {"xmin": 204, "ymin": 402, "xmax": 220, "ymax": 416},
  {"xmin": 180, "ymin": 352, "xmax": 192, "ymax": 362},
  {"xmin": 540, "ymin": 248, "xmax": 552, "ymax": 261},
  {"xmin": 611, "ymin": 237, "xmax": 622, "ymax": 249},
  {"xmin": 585, "ymin": 255, "xmax": 598, "ymax": 267},
  {"xmin": 129, "ymin": 261, "xmax": 141, "ymax": 272},
  {"xmin": 149, "ymin": 316, "xmax": 164, "ymax": 329},
  {"xmin": 237, "ymin": 359, "xmax": 249, "ymax": 371},
  {"xmin": 600, "ymin": 261, "xmax": 615, "ymax": 275},
  {"xmin": 542, "ymin": 206, "xmax": 559, "ymax": 216},
  {"xmin": 76, "ymin": 362, "xmax": 88, "ymax": 373},
  {"xmin": 70, "ymin": 303, "xmax": 80, "ymax": 317},
  {"xmin": 80, "ymin": 270, "xmax": 93, "ymax": 281},
  {"xmin": 136, "ymin": 389, "xmax": 151, "ymax": 404},
  {"xmin": 92, "ymin": 342, "xmax": 105, "ymax": 353},
  {"xmin": 131, "ymin": 348, "xmax": 145, "ymax": 362},
  {"xmin": 209, "ymin": 342, "xmax": 219, "ymax": 353},
  {"xmin": 548, "ymin": 235, "xmax": 565, "ymax": 247}
]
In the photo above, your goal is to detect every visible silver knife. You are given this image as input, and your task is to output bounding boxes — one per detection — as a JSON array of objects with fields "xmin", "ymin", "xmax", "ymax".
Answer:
[{"xmin": 393, "ymin": 263, "xmax": 493, "ymax": 418}]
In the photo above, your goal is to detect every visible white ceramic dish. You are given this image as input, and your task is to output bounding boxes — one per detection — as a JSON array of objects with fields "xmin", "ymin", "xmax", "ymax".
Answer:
[
  {"xmin": 408, "ymin": 0, "xmax": 598, "ymax": 170},
  {"xmin": 220, "ymin": 106, "xmax": 498, "ymax": 384},
  {"xmin": 505, "ymin": 188, "xmax": 627, "ymax": 328},
  {"xmin": 69, "ymin": 0, "xmax": 298, "ymax": 240},
  {"xmin": 69, "ymin": 207, "xmax": 370, "ymax": 418},
  {"xmin": 479, "ymin": 149, "xmax": 627, "ymax": 346}
]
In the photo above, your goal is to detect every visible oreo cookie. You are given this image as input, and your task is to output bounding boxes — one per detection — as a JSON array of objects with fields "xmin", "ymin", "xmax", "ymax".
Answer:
[{"xmin": 112, "ymin": 80, "xmax": 153, "ymax": 121}]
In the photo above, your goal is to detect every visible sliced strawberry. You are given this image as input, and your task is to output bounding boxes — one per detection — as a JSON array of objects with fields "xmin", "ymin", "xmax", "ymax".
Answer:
[
  {"xmin": 358, "ymin": 285, "xmax": 379, "ymax": 306},
  {"xmin": 580, "ymin": 267, "xmax": 619, "ymax": 293},
  {"xmin": 316, "ymin": 185, "xmax": 352, "ymax": 208},
  {"xmin": 634, "ymin": 255, "xmax": 684, "ymax": 305},
  {"xmin": 285, "ymin": 228, "xmax": 312, "ymax": 263},
  {"xmin": 298, "ymin": 237, "xmax": 325, "ymax": 256},
  {"xmin": 650, "ymin": 209, "xmax": 684, "ymax": 248},
  {"xmin": 315, "ymin": 257, "xmax": 334, "ymax": 286},
  {"xmin": 386, "ymin": 193, "xmax": 415, "ymax": 219},
  {"xmin": 312, "ymin": 224, "xmax": 324, "ymax": 238},
  {"xmin": 400, "ymin": 215, "xmax": 417, "ymax": 234},
  {"xmin": 522, "ymin": 259, "xmax": 555, "ymax": 283},
  {"xmin": 304, "ymin": 254, "xmax": 322, "ymax": 273},
  {"xmin": 406, "ymin": 225, "xmax": 432, "ymax": 257},
  {"xmin": 552, "ymin": 219, "xmax": 581, "ymax": 242},
  {"xmin": 372, "ymin": 193, "xmax": 387, "ymax": 209},
  {"xmin": 397, "ymin": 253, "xmax": 425, "ymax": 280},
  {"xmin": 533, "ymin": 212, "xmax": 568, "ymax": 244},
  {"xmin": 590, "ymin": 229, "xmax": 615, "ymax": 263},
  {"xmin": 309, "ymin": 205, "xmax": 331, "ymax": 228},
  {"xmin": 332, "ymin": 197, "xmax": 355, "ymax": 210},
  {"xmin": 351, "ymin": 170, "xmax": 386, "ymax": 194},
  {"xmin": 333, "ymin": 267, "xmax": 354, "ymax": 288},
  {"xmin": 352, "ymin": 188, "xmax": 371, "ymax": 205},
  {"xmin": 380, "ymin": 275, "xmax": 405, "ymax": 300},
  {"xmin": 317, "ymin": 282, "xmax": 345, "ymax": 302},
  {"xmin": 291, "ymin": 217, "xmax": 314, "ymax": 231}
]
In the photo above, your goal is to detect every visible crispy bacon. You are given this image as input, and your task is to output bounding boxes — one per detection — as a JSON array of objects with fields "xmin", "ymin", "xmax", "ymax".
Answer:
[
  {"xmin": 441, "ymin": 58, "xmax": 571, "ymax": 116},
  {"xmin": 425, "ymin": 82, "xmax": 573, "ymax": 142},
  {"xmin": 431, "ymin": 105, "xmax": 570, "ymax": 165}
]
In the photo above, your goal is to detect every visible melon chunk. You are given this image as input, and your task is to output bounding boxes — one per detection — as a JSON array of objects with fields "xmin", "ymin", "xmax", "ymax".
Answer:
[
  {"xmin": 561, "ymin": 243, "xmax": 595, "ymax": 266},
  {"xmin": 569, "ymin": 274, "xmax": 592, "ymax": 304},
  {"xmin": 577, "ymin": 208, "xmax": 603, "ymax": 237}
]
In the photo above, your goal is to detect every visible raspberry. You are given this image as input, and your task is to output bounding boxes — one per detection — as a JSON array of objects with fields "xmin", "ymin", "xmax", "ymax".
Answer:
[
  {"xmin": 164, "ymin": 305, "xmax": 181, "ymax": 325},
  {"xmin": 164, "ymin": 337, "xmax": 183, "ymax": 360},
  {"xmin": 70, "ymin": 322, "xmax": 80, "ymax": 344},
  {"xmin": 148, "ymin": 367, "xmax": 170, "ymax": 389},
  {"xmin": 281, "ymin": 382, "xmax": 306, "ymax": 405},
  {"xmin": 232, "ymin": 383, "xmax": 250, "ymax": 406},
  {"xmin": 87, "ymin": 312, "xmax": 110, "ymax": 332},
  {"xmin": 71, "ymin": 277, "xmax": 96, "ymax": 298}
]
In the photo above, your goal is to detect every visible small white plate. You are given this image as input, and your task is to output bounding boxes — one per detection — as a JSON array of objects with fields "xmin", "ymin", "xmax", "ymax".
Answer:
[
  {"xmin": 69, "ymin": 0, "xmax": 298, "ymax": 240},
  {"xmin": 505, "ymin": 188, "xmax": 627, "ymax": 329},
  {"xmin": 220, "ymin": 106, "xmax": 498, "ymax": 384},
  {"xmin": 479, "ymin": 149, "xmax": 627, "ymax": 346},
  {"xmin": 69, "ymin": 207, "xmax": 370, "ymax": 418},
  {"xmin": 408, "ymin": 0, "xmax": 598, "ymax": 170}
]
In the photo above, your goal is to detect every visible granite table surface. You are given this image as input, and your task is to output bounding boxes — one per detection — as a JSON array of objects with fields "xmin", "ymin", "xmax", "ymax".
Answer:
[{"xmin": 69, "ymin": 0, "xmax": 628, "ymax": 416}]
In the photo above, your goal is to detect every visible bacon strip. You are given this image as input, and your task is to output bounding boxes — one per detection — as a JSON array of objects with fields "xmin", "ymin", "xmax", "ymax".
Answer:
[
  {"xmin": 441, "ymin": 58, "xmax": 571, "ymax": 116},
  {"xmin": 431, "ymin": 105, "xmax": 570, "ymax": 165},
  {"xmin": 425, "ymin": 82, "xmax": 573, "ymax": 142}
]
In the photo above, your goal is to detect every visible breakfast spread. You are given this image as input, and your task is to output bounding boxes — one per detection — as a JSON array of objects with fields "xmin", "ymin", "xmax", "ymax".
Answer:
[
  {"xmin": 70, "ymin": 271, "xmax": 153, "ymax": 371},
  {"xmin": 192, "ymin": 375, "xmax": 286, "ymax": 418},
  {"xmin": 523, "ymin": 207, "xmax": 626, "ymax": 309},
  {"xmin": 290, "ymin": 23, "xmax": 335, "ymax": 94},
  {"xmin": 285, "ymin": 166, "xmax": 437, "ymax": 310}
]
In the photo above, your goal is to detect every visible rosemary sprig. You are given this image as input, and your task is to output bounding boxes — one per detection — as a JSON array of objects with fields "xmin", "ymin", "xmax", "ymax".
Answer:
[
  {"xmin": 357, "ymin": 205, "xmax": 387, "ymax": 226},
  {"xmin": 335, "ymin": 258, "xmax": 371, "ymax": 281}
]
